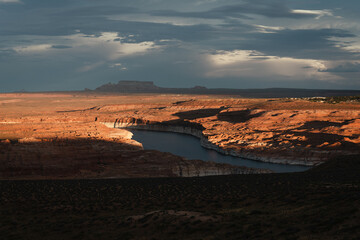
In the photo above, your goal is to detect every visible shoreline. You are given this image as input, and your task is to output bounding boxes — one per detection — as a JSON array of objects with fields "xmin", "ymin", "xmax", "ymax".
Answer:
[{"xmin": 102, "ymin": 121, "xmax": 314, "ymax": 167}]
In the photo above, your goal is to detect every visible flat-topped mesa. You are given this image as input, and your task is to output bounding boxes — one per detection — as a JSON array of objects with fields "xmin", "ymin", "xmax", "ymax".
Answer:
[{"xmin": 95, "ymin": 81, "xmax": 160, "ymax": 92}]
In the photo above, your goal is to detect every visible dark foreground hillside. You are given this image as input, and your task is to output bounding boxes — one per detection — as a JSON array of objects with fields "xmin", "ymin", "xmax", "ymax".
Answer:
[{"xmin": 1, "ymin": 155, "xmax": 359, "ymax": 240}]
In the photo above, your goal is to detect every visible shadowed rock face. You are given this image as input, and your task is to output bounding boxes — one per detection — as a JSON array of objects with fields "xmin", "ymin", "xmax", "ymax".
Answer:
[
  {"xmin": 0, "ymin": 139, "xmax": 269, "ymax": 180},
  {"xmin": 173, "ymin": 107, "xmax": 226, "ymax": 120},
  {"xmin": 296, "ymin": 120, "xmax": 352, "ymax": 130},
  {"xmin": 217, "ymin": 109, "xmax": 266, "ymax": 123}
]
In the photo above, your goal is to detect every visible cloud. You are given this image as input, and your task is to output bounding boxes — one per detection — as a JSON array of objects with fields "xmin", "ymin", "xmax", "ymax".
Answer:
[
  {"xmin": 55, "ymin": 5, "xmax": 138, "ymax": 17},
  {"xmin": 8, "ymin": 32, "xmax": 161, "ymax": 58},
  {"xmin": 208, "ymin": 50, "xmax": 268, "ymax": 65},
  {"xmin": 0, "ymin": 0, "xmax": 21, "ymax": 3},
  {"xmin": 77, "ymin": 61, "xmax": 105, "ymax": 73},
  {"xmin": 65, "ymin": 32, "xmax": 161, "ymax": 59},
  {"xmin": 320, "ymin": 62, "xmax": 360, "ymax": 72},
  {"xmin": 238, "ymin": 28, "xmax": 357, "ymax": 60},
  {"xmin": 109, "ymin": 63, "xmax": 128, "ymax": 71},
  {"xmin": 1, "ymin": 0, "xmax": 360, "ymax": 91},
  {"xmin": 51, "ymin": 45, "xmax": 72, "ymax": 49},
  {"xmin": 291, "ymin": 9, "xmax": 333, "ymax": 19},
  {"xmin": 254, "ymin": 25, "xmax": 284, "ymax": 33},
  {"xmin": 13, "ymin": 44, "xmax": 52, "ymax": 54},
  {"xmin": 206, "ymin": 49, "xmax": 334, "ymax": 82},
  {"xmin": 151, "ymin": 1, "xmax": 335, "ymax": 20}
]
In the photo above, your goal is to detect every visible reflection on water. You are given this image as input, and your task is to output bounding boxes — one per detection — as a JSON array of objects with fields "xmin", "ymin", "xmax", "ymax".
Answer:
[{"xmin": 129, "ymin": 129, "xmax": 311, "ymax": 173}]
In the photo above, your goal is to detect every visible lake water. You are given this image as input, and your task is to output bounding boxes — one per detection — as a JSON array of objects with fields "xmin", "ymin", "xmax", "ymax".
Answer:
[{"xmin": 130, "ymin": 129, "xmax": 311, "ymax": 173}]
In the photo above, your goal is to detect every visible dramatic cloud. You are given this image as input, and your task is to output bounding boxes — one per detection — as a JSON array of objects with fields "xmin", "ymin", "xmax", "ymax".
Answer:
[
  {"xmin": 291, "ymin": 9, "xmax": 333, "ymax": 19},
  {"xmin": 206, "ymin": 50, "xmax": 334, "ymax": 82},
  {"xmin": 0, "ymin": 0, "xmax": 359, "ymax": 91}
]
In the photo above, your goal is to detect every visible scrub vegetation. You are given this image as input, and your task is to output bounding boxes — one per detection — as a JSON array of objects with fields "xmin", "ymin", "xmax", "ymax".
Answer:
[{"xmin": 1, "ymin": 155, "xmax": 359, "ymax": 240}]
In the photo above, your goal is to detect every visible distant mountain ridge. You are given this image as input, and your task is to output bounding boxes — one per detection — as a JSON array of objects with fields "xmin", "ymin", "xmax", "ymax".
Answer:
[{"xmin": 91, "ymin": 80, "xmax": 360, "ymax": 98}]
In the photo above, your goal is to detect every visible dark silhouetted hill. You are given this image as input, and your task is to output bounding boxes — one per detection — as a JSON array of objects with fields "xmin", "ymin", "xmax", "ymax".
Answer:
[{"xmin": 92, "ymin": 81, "xmax": 360, "ymax": 98}]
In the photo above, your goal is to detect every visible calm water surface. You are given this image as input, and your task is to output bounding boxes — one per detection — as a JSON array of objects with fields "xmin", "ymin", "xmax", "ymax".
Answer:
[{"xmin": 130, "ymin": 129, "xmax": 311, "ymax": 173}]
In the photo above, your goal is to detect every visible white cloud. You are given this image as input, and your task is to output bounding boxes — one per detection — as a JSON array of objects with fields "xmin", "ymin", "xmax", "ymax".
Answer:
[
  {"xmin": 0, "ymin": 0, "xmax": 22, "ymax": 3},
  {"xmin": 291, "ymin": 9, "xmax": 333, "ymax": 19},
  {"xmin": 109, "ymin": 63, "xmax": 127, "ymax": 71},
  {"xmin": 8, "ymin": 32, "xmax": 161, "ymax": 74},
  {"xmin": 13, "ymin": 44, "xmax": 52, "ymax": 54},
  {"xmin": 66, "ymin": 32, "xmax": 160, "ymax": 72},
  {"xmin": 10, "ymin": 32, "xmax": 161, "ymax": 58},
  {"xmin": 108, "ymin": 14, "xmax": 220, "ymax": 26},
  {"xmin": 206, "ymin": 50, "xmax": 337, "ymax": 82},
  {"xmin": 208, "ymin": 50, "xmax": 264, "ymax": 65},
  {"xmin": 77, "ymin": 61, "xmax": 105, "ymax": 73},
  {"xmin": 110, "ymin": 63, "xmax": 123, "ymax": 67},
  {"xmin": 67, "ymin": 32, "xmax": 160, "ymax": 60},
  {"xmin": 254, "ymin": 25, "xmax": 284, "ymax": 33}
]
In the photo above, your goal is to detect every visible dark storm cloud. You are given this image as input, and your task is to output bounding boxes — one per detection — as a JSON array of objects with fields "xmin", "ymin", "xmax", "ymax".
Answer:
[
  {"xmin": 0, "ymin": 0, "xmax": 360, "ymax": 91},
  {"xmin": 0, "ymin": 4, "xmax": 218, "ymax": 42},
  {"xmin": 55, "ymin": 6, "xmax": 139, "ymax": 17},
  {"xmin": 51, "ymin": 45, "xmax": 72, "ymax": 49},
  {"xmin": 238, "ymin": 28, "xmax": 358, "ymax": 60}
]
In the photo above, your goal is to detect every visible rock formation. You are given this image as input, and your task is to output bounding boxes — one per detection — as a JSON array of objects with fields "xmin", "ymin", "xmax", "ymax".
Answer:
[{"xmin": 95, "ymin": 81, "xmax": 160, "ymax": 92}]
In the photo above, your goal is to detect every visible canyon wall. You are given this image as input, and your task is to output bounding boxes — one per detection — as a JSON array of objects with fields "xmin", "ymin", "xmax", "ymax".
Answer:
[
  {"xmin": 103, "ymin": 120, "xmax": 309, "ymax": 166},
  {"xmin": 102, "ymin": 109, "xmax": 360, "ymax": 166}
]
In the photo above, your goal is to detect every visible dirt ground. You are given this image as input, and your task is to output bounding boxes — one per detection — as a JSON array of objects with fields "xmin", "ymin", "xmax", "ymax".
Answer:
[{"xmin": 1, "ymin": 92, "xmax": 359, "ymax": 179}]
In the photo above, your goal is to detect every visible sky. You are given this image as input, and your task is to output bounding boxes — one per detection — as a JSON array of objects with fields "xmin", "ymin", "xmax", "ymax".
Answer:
[{"xmin": 0, "ymin": 0, "xmax": 360, "ymax": 92}]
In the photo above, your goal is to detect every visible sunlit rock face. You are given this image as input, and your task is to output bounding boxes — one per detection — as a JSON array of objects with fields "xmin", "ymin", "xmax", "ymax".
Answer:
[{"xmin": 101, "ymin": 97, "xmax": 360, "ymax": 166}]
